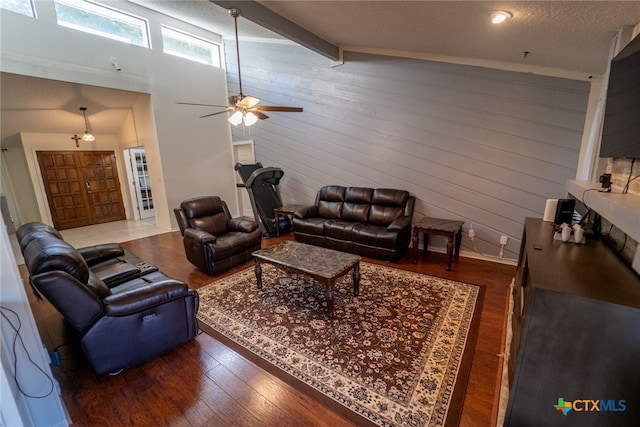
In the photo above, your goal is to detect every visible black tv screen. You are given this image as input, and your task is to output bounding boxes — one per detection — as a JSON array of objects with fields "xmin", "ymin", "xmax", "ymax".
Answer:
[{"xmin": 599, "ymin": 33, "xmax": 640, "ymax": 158}]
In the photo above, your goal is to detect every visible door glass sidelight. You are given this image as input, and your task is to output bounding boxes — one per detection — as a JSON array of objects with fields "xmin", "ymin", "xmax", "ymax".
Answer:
[{"xmin": 127, "ymin": 147, "xmax": 154, "ymax": 219}]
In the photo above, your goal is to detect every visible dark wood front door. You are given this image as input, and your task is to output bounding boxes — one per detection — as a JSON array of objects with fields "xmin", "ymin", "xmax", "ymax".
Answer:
[{"xmin": 37, "ymin": 151, "xmax": 126, "ymax": 230}]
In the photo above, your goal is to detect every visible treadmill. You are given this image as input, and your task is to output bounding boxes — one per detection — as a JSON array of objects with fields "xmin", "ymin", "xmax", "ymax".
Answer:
[{"xmin": 234, "ymin": 162, "xmax": 292, "ymax": 237}]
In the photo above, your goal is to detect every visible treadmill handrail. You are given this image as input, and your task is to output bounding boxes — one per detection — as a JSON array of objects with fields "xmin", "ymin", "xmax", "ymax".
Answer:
[{"xmin": 244, "ymin": 167, "xmax": 284, "ymax": 188}]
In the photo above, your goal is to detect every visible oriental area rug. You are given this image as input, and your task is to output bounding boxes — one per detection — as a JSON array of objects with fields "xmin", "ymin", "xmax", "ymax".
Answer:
[{"xmin": 196, "ymin": 262, "xmax": 483, "ymax": 427}]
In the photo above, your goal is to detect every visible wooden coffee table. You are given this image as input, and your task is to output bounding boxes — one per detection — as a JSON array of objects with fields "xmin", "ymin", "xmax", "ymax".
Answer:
[{"xmin": 252, "ymin": 240, "xmax": 361, "ymax": 317}]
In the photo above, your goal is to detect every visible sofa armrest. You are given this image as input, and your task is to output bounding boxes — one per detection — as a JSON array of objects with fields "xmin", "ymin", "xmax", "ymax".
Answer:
[
  {"xmin": 78, "ymin": 243, "xmax": 125, "ymax": 266},
  {"xmin": 103, "ymin": 280, "xmax": 190, "ymax": 316},
  {"xmin": 228, "ymin": 218, "xmax": 259, "ymax": 233},
  {"xmin": 294, "ymin": 205, "xmax": 318, "ymax": 219},
  {"xmin": 387, "ymin": 216, "xmax": 412, "ymax": 232},
  {"xmin": 184, "ymin": 228, "xmax": 217, "ymax": 244},
  {"xmin": 30, "ymin": 271, "xmax": 104, "ymax": 331}
]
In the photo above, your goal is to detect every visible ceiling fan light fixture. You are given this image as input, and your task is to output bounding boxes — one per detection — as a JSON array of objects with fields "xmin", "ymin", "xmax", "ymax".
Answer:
[
  {"xmin": 229, "ymin": 110, "xmax": 243, "ymax": 126},
  {"xmin": 243, "ymin": 111, "xmax": 259, "ymax": 126},
  {"xmin": 490, "ymin": 11, "xmax": 512, "ymax": 24}
]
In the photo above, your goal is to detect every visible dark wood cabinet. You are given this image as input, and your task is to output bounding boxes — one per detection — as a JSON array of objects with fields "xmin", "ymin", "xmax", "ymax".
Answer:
[{"xmin": 505, "ymin": 218, "xmax": 640, "ymax": 426}]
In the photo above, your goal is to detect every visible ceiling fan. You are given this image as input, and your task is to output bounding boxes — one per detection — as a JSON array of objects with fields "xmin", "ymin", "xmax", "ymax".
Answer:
[{"xmin": 177, "ymin": 7, "xmax": 302, "ymax": 126}]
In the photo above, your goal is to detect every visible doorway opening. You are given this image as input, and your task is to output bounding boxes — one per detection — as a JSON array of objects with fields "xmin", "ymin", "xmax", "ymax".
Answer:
[{"xmin": 124, "ymin": 147, "xmax": 155, "ymax": 220}]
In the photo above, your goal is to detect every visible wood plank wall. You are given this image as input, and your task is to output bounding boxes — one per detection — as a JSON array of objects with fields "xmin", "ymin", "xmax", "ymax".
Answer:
[{"xmin": 226, "ymin": 41, "xmax": 590, "ymax": 260}]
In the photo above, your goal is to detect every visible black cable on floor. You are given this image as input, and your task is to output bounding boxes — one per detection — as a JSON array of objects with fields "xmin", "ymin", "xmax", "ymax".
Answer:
[{"xmin": 0, "ymin": 306, "xmax": 54, "ymax": 398}]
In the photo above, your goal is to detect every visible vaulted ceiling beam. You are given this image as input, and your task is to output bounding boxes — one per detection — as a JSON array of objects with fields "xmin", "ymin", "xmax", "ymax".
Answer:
[{"xmin": 209, "ymin": 0, "xmax": 339, "ymax": 60}]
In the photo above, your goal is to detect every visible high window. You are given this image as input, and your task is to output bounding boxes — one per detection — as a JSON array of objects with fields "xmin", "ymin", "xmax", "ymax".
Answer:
[
  {"xmin": 54, "ymin": 0, "xmax": 149, "ymax": 48},
  {"xmin": 161, "ymin": 26, "xmax": 220, "ymax": 67},
  {"xmin": 1, "ymin": 0, "xmax": 35, "ymax": 17}
]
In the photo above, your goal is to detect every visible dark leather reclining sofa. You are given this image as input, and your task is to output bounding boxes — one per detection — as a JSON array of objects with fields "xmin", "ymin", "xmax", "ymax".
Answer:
[
  {"xmin": 17, "ymin": 222, "xmax": 199, "ymax": 375},
  {"xmin": 292, "ymin": 186, "xmax": 415, "ymax": 261}
]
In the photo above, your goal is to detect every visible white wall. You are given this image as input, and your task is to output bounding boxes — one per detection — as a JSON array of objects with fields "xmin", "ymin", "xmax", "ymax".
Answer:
[
  {"xmin": 0, "ymin": 0, "xmax": 237, "ymax": 229},
  {"xmin": 1, "ymin": 139, "xmax": 40, "ymax": 224},
  {"xmin": 0, "ymin": 3, "xmax": 237, "ymax": 422},
  {"xmin": 0, "ymin": 216, "xmax": 69, "ymax": 427}
]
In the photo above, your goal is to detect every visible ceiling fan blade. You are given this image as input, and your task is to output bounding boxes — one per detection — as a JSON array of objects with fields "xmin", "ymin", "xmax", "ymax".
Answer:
[
  {"xmin": 199, "ymin": 108, "xmax": 233, "ymax": 118},
  {"xmin": 253, "ymin": 111, "xmax": 269, "ymax": 120},
  {"xmin": 238, "ymin": 95, "xmax": 261, "ymax": 108},
  {"xmin": 254, "ymin": 106, "xmax": 303, "ymax": 112},
  {"xmin": 176, "ymin": 102, "xmax": 229, "ymax": 108}
]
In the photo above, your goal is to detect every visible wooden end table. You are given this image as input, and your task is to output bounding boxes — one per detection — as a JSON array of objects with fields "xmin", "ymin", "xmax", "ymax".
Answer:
[
  {"xmin": 273, "ymin": 204, "xmax": 305, "ymax": 236},
  {"xmin": 412, "ymin": 217, "xmax": 463, "ymax": 271},
  {"xmin": 252, "ymin": 240, "xmax": 361, "ymax": 317}
]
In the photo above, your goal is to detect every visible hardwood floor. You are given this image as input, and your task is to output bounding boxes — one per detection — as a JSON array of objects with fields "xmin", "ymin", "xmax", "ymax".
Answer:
[{"xmin": 20, "ymin": 232, "xmax": 515, "ymax": 426}]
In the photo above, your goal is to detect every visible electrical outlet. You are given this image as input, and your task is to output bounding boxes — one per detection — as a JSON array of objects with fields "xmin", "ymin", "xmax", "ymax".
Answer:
[
  {"xmin": 468, "ymin": 228, "xmax": 475, "ymax": 238},
  {"xmin": 500, "ymin": 235, "xmax": 508, "ymax": 245}
]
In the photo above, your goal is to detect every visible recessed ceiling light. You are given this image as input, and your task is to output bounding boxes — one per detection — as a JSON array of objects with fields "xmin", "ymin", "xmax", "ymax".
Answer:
[{"xmin": 490, "ymin": 11, "xmax": 512, "ymax": 24}]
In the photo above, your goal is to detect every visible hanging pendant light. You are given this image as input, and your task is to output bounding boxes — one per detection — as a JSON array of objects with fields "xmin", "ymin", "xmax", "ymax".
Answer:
[{"xmin": 80, "ymin": 107, "xmax": 95, "ymax": 142}]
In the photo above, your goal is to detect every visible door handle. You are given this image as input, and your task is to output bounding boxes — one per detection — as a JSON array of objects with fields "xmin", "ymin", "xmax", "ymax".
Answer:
[{"xmin": 85, "ymin": 182, "xmax": 92, "ymax": 194}]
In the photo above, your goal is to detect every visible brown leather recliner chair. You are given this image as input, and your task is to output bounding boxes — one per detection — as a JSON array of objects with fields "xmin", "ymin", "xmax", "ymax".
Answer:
[
  {"xmin": 21, "ymin": 234, "xmax": 199, "ymax": 375},
  {"xmin": 174, "ymin": 196, "xmax": 263, "ymax": 275}
]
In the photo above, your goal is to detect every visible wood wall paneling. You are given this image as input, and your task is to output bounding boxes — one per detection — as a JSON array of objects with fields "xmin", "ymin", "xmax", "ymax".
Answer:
[{"xmin": 227, "ymin": 42, "xmax": 590, "ymax": 260}]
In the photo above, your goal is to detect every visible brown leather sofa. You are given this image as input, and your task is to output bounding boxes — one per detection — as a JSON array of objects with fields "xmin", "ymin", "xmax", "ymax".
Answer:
[
  {"xmin": 292, "ymin": 186, "xmax": 415, "ymax": 261},
  {"xmin": 17, "ymin": 221, "xmax": 158, "ymax": 286},
  {"xmin": 174, "ymin": 196, "xmax": 262, "ymax": 275},
  {"xmin": 18, "ymin": 223, "xmax": 199, "ymax": 375}
]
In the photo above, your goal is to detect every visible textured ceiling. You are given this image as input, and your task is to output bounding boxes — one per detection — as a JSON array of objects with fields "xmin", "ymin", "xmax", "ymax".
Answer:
[
  {"xmin": 258, "ymin": 1, "xmax": 640, "ymax": 75},
  {"xmin": 134, "ymin": 0, "xmax": 640, "ymax": 75},
  {"xmin": 2, "ymin": 1, "xmax": 640, "ymax": 142},
  {"xmin": 0, "ymin": 73, "xmax": 144, "ymax": 142}
]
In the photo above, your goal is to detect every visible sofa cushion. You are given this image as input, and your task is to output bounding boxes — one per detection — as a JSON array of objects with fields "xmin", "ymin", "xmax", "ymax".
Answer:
[
  {"xmin": 319, "ymin": 185, "xmax": 346, "ymax": 202},
  {"xmin": 209, "ymin": 230, "xmax": 262, "ymax": 260},
  {"xmin": 344, "ymin": 187, "xmax": 373, "ymax": 204},
  {"xmin": 368, "ymin": 205, "xmax": 405, "ymax": 226},
  {"xmin": 191, "ymin": 213, "xmax": 228, "ymax": 235},
  {"xmin": 368, "ymin": 189, "xmax": 410, "ymax": 226},
  {"xmin": 352, "ymin": 224, "xmax": 399, "ymax": 250},
  {"xmin": 89, "ymin": 258, "xmax": 142, "ymax": 288},
  {"xmin": 17, "ymin": 222, "xmax": 64, "ymax": 251},
  {"xmin": 23, "ymin": 236, "xmax": 91, "ymax": 284},
  {"xmin": 292, "ymin": 217, "xmax": 326, "ymax": 235},
  {"xmin": 371, "ymin": 188, "xmax": 409, "ymax": 207},
  {"xmin": 318, "ymin": 201, "xmax": 342, "ymax": 219},
  {"xmin": 317, "ymin": 186, "xmax": 345, "ymax": 219},
  {"xmin": 341, "ymin": 202, "xmax": 370, "ymax": 222},
  {"xmin": 341, "ymin": 187, "xmax": 373, "ymax": 222},
  {"xmin": 181, "ymin": 197, "xmax": 229, "ymax": 235},
  {"xmin": 325, "ymin": 220, "xmax": 360, "ymax": 241}
]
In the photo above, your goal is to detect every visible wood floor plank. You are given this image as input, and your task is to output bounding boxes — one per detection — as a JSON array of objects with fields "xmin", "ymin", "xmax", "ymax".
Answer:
[
  {"xmin": 19, "ymin": 231, "xmax": 514, "ymax": 426},
  {"xmin": 246, "ymin": 371, "xmax": 354, "ymax": 427}
]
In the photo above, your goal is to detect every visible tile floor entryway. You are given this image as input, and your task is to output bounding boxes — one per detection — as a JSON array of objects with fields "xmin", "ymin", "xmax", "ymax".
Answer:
[{"xmin": 10, "ymin": 218, "xmax": 168, "ymax": 265}]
